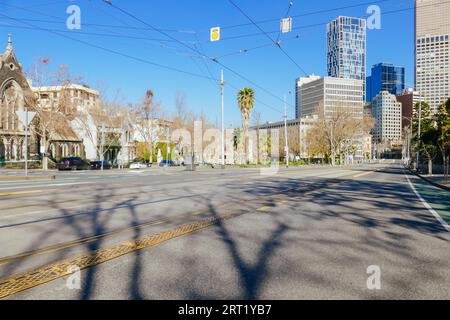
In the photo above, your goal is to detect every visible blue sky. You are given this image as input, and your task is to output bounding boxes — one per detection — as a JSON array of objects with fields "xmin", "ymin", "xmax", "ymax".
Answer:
[{"xmin": 0, "ymin": 0, "xmax": 415, "ymax": 127}]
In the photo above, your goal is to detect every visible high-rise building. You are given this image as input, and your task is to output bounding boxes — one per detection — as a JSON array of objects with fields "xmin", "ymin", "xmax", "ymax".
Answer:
[
  {"xmin": 415, "ymin": 0, "xmax": 450, "ymax": 114},
  {"xmin": 396, "ymin": 88, "xmax": 421, "ymax": 129},
  {"xmin": 295, "ymin": 75, "xmax": 320, "ymax": 118},
  {"xmin": 366, "ymin": 63, "xmax": 405, "ymax": 102},
  {"xmin": 371, "ymin": 91, "xmax": 402, "ymax": 144},
  {"xmin": 297, "ymin": 76, "xmax": 364, "ymax": 118},
  {"xmin": 327, "ymin": 16, "xmax": 366, "ymax": 96}
]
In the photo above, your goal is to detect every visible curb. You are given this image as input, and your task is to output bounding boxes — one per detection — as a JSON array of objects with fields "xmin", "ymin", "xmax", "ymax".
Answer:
[
  {"xmin": 407, "ymin": 168, "xmax": 450, "ymax": 192},
  {"xmin": 0, "ymin": 176, "xmax": 56, "ymax": 182}
]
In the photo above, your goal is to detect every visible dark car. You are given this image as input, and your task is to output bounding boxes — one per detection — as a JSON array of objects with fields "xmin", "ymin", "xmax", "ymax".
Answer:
[
  {"xmin": 57, "ymin": 157, "xmax": 89, "ymax": 171},
  {"xmin": 159, "ymin": 160, "xmax": 176, "ymax": 167},
  {"xmin": 90, "ymin": 161, "xmax": 112, "ymax": 170}
]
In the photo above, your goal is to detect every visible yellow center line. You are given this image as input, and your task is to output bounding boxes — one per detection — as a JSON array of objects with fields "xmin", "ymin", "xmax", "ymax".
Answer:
[
  {"xmin": 352, "ymin": 171, "xmax": 375, "ymax": 179},
  {"xmin": 0, "ymin": 190, "xmax": 45, "ymax": 197}
]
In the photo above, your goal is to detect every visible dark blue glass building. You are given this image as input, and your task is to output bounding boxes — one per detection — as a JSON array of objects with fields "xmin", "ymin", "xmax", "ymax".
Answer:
[{"xmin": 366, "ymin": 63, "xmax": 405, "ymax": 102}]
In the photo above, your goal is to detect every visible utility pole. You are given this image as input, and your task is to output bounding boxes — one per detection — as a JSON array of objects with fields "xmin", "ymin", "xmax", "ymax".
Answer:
[
  {"xmin": 166, "ymin": 126, "xmax": 171, "ymax": 167},
  {"xmin": 24, "ymin": 106, "xmax": 28, "ymax": 177},
  {"xmin": 284, "ymin": 95, "xmax": 289, "ymax": 168},
  {"xmin": 330, "ymin": 123, "xmax": 335, "ymax": 166},
  {"xmin": 220, "ymin": 70, "xmax": 225, "ymax": 169},
  {"xmin": 101, "ymin": 124, "xmax": 105, "ymax": 171},
  {"xmin": 416, "ymin": 94, "xmax": 422, "ymax": 172}
]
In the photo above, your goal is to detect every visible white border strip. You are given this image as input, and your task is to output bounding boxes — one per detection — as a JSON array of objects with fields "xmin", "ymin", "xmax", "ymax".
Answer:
[{"xmin": 404, "ymin": 172, "xmax": 450, "ymax": 232}]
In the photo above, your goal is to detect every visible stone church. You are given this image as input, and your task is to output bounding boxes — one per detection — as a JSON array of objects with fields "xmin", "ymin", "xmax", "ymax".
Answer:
[
  {"xmin": 0, "ymin": 35, "xmax": 85, "ymax": 165},
  {"xmin": 0, "ymin": 35, "xmax": 38, "ymax": 163}
]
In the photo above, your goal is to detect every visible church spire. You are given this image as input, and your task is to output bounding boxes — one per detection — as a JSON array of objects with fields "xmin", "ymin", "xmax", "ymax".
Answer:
[{"xmin": 6, "ymin": 34, "xmax": 12, "ymax": 52}]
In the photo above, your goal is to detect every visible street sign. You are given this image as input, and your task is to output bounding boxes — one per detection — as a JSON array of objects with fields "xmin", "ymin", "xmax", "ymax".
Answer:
[
  {"xmin": 16, "ymin": 110, "xmax": 36, "ymax": 128},
  {"xmin": 280, "ymin": 17, "xmax": 292, "ymax": 33},
  {"xmin": 210, "ymin": 27, "xmax": 221, "ymax": 42}
]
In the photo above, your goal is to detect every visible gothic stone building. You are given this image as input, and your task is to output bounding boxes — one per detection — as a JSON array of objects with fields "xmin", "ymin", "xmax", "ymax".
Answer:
[
  {"xmin": 0, "ymin": 35, "xmax": 38, "ymax": 163},
  {"xmin": 0, "ymin": 36, "xmax": 85, "ymax": 164}
]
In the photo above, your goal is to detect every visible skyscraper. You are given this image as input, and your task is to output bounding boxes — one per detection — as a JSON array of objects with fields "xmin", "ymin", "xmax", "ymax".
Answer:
[
  {"xmin": 415, "ymin": 0, "xmax": 450, "ymax": 114},
  {"xmin": 327, "ymin": 16, "xmax": 366, "ymax": 90},
  {"xmin": 371, "ymin": 91, "xmax": 402, "ymax": 144},
  {"xmin": 366, "ymin": 63, "xmax": 405, "ymax": 102}
]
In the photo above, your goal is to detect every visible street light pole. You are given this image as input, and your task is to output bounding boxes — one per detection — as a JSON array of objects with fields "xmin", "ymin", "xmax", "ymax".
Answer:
[
  {"xmin": 220, "ymin": 70, "xmax": 225, "ymax": 169},
  {"xmin": 101, "ymin": 124, "xmax": 105, "ymax": 171},
  {"xmin": 24, "ymin": 106, "xmax": 28, "ymax": 177},
  {"xmin": 416, "ymin": 94, "xmax": 422, "ymax": 172},
  {"xmin": 284, "ymin": 95, "xmax": 289, "ymax": 168}
]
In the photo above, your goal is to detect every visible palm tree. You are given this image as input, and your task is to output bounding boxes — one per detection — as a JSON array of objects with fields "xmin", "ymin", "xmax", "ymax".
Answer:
[{"xmin": 237, "ymin": 87, "xmax": 255, "ymax": 161}]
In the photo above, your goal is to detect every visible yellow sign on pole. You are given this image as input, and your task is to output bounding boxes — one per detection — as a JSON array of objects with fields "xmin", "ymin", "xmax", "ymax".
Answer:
[{"xmin": 210, "ymin": 27, "xmax": 221, "ymax": 42}]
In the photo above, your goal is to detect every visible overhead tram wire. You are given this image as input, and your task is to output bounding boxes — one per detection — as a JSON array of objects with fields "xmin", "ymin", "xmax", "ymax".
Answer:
[
  {"xmin": 85, "ymin": 0, "xmax": 218, "ymax": 86},
  {"xmin": 227, "ymin": 0, "xmax": 308, "ymax": 76},
  {"xmin": 101, "ymin": 0, "xmax": 294, "ymax": 109},
  {"xmin": 0, "ymin": 1, "xmax": 198, "ymax": 35},
  {"xmin": 0, "ymin": 0, "xmax": 411, "ymax": 37},
  {"xmin": 0, "ymin": 12, "xmax": 216, "ymax": 82},
  {"xmin": 220, "ymin": 0, "xmax": 398, "ymax": 30},
  {"xmin": 0, "ymin": 11, "xmax": 284, "ymax": 115},
  {"xmin": 209, "ymin": 0, "xmax": 449, "ymax": 43},
  {"xmin": 0, "ymin": 0, "xmax": 416, "ymax": 43}
]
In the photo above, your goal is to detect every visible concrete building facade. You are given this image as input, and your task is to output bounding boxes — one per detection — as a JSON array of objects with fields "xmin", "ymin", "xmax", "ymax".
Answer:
[
  {"xmin": 297, "ymin": 76, "xmax": 364, "ymax": 119},
  {"xmin": 415, "ymin": 0, "xmax": 450, "ymax": 114},
  {"xmin": 371, "ymin": 91, "xmax": 402, "ymax": 144}
]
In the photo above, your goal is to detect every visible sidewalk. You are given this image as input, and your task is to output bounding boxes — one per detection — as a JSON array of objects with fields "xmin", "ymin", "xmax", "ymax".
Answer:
[{"xmin": 417, "ymin": 174, "xmax": 450, "ymax": 191}]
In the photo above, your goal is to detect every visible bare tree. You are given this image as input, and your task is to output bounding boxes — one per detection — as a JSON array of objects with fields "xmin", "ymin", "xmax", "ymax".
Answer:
[
  {"xmin": 131, "ymin": 89, "xmax": 162, "ymax": 164},
  {"xmin": 307, "ymin": 103, "xmax": 366, "ymax": 166},
  {"xmin": 26, "ymin": 59, "xmax": 81, "ymax": 170}
]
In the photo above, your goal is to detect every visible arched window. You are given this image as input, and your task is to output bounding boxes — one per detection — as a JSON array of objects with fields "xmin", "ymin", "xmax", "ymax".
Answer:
[
  {"xmin": 0, "ymin": 79, "xmax": 24, "ymax": 132},
  {"xmin": 73, "ymin": 144, "xmax": 80, "ymax": 156},
  {"xmin": 50, "ymin": 144, "xmax": 56, "ymax": 159}
]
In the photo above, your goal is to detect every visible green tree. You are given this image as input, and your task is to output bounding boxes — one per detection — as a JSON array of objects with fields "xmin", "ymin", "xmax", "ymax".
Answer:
[
  {"xmin": 435, "ymin": 98, "xmax": 450, "ymax": 177},
  {"xmin": 412, "ymin": 101, "xmax": 438, "ymax": 175},
  {"xmin": 237, "ymin": 88, "xmax": 255, "ymax": 161}
]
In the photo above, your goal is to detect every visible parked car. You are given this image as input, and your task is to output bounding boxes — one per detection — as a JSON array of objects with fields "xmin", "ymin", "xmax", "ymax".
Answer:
[
  {"xmin": 129, "ymin": 162, "xmax": 150, "ymax": 169},
  {"xmin": 159, "ymin": 160, "xmax": 176, "ymax": 167},
  {"xmin": 90, "ymin": 161, "xmax": 112, "ymax": 170},
  {"xmin": 57, "ymin": 157, "xmax": 89, "ymax": 171}
]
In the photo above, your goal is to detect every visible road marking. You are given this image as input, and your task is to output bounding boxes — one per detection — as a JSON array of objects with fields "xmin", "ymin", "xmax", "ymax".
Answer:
[
  {"xmin": 256, "ymin": 206, "xmax": 272, "ymax": 212},
  {"xmin": 0, "ymin": 190, "xmax": 45, "ymax": 197},
  {"xmin": 0, "ymin": 182, "xmax": 93, "ymax": 191},
  {"xmin": 0, "ymin": 212, "xmax": 242, "ymax": 299},
  {"xmin": 352, "ymin": 171, "xmax": 374, "ymax": 179},
  {"xmin": 405, "ymin": 173, "xmax": 450, "ymax": 232}
]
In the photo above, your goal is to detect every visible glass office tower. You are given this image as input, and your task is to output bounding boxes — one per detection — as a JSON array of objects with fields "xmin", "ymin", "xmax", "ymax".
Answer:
[
  {"xmin": 327, "ymin": 16, "xmax": 366, "ymax": 84},
  {"xmin": 366, "ymin": 63, "xmax": 405, "ymax": 102}
]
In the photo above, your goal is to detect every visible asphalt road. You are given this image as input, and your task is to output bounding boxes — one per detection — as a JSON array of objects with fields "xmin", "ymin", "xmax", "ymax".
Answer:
[{"xmin": 0, "ymin": 164, "xmax": 448, "ymax": 299}]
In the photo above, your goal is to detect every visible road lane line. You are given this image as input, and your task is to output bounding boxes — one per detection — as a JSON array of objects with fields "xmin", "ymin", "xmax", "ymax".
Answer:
[
  {"xmin": 405, "ymin": 173, "xmax": 450, "ymax": 232},
  {"xmin": 352, "ymin": 171, "xmax": 374, "ymax": 179},
  {"xmin": 0, "ymin": 190, "xmax": 45, "ymax": 197},
  {"xmin": 256, "ymin": 206, "xmax": 272, "ymax": 212},
  {"xmin": 0, "ymin": 182, "xmax": 94, "ymax": 191}
]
